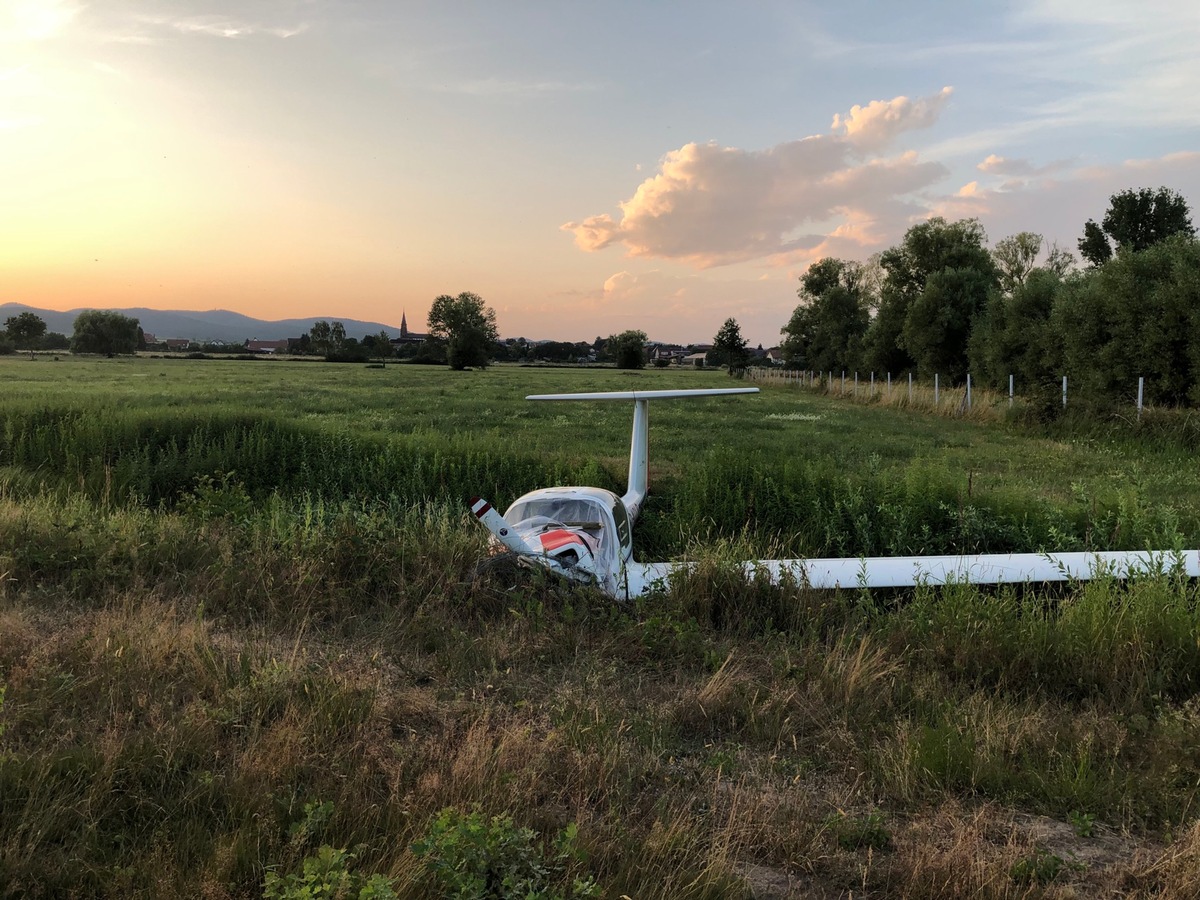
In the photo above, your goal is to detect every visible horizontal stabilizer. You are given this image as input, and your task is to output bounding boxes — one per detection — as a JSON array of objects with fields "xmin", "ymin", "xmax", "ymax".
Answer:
[{"xmin": 526, "ymin": 388, "xmax": 759, "ymax": 401}]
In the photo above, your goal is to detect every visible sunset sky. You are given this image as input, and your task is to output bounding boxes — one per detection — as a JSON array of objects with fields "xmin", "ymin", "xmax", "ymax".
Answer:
[{"xmin": 3, "ymin": 1, "xmax": 1198, "ymax": 345}]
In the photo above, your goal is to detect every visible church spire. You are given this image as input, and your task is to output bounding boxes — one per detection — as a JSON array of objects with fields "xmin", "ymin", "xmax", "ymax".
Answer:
[{"xmin": 400, "ymin": 310, "xmax": 408, "ymax": 337}]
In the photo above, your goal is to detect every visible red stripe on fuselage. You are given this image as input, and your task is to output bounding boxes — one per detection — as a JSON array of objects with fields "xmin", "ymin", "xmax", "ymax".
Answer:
[{"xmin": 539, "ymin": 530, "xmax": 587, "ymax": 552}]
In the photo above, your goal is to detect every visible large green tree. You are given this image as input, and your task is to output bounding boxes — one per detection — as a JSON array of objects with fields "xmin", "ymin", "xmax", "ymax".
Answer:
[
  {"xmin": 1055, "ymin": 234, "xmax": 1200, "ymax": 405},
  {"xmin": 902, "ymin": 267, "xmax": 995, "ymax": 381},
  {"xmin": 606, "ymin": 330, "xmax": 647, "ymax": 369},
  {"xmin": 1078, "ymin": 186, "xmax": 1195, "ymax": 267},
  {"xmin": 427, "ymin": 292, "xmax": 499, "ymax": 370},
  {"xmin": 4, "ymin": 312, "xmax": 47, "ymax": 353},
  {"xmin": 781, "ymin": 258, "xmax": 869, "ymax": 372},
  {"xmin": 863, "ymin": 217, "xmax": 997, "ymax": 376},
  {"xmin": 316, "ymin": 321, "xmax": 349, "ymax": 356},
  {"xmin": 710, "ymin": 318, "xmax": 749, "ymax": 371},
  {"xmin": 70, "ymin": 310, "xmax": 140, "ymax": 356},
  {"xmin": 968, "ymin": 267, "xmax": 1065, "ymax": 388}
]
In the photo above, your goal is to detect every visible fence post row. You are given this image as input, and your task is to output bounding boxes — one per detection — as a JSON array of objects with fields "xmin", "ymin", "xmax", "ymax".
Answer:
[{"xmin": 752, "ymin": 367, "xmax": 1147, "ymax": 420}]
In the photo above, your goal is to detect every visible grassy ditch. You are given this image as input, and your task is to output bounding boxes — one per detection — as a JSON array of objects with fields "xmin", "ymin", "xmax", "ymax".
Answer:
[{"xmin": 1, "ymin": 499, "xmax": 1200, "ymax": 896}]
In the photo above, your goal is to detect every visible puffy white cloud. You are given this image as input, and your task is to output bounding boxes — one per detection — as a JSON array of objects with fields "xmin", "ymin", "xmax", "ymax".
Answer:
[
  {"xmin": 563, "ymin": 88, "xmax": 954, "ymax": 269},
  {"xmin": 830, "ymin": 86, "xmax": 953, "ymax": 151}
]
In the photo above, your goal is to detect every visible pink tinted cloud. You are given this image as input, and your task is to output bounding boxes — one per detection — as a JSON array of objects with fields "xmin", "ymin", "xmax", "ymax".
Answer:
[
  {"xmin": 830, "ymin": 86, "xmax": 953, "ymax": 151},
  {"xmin": 931, "ymin": 150, "xmax": 1200, "ymax": 247},
  {"xmin": 563, "ymin": 88, "xmax": 954, "ymax": 269}
]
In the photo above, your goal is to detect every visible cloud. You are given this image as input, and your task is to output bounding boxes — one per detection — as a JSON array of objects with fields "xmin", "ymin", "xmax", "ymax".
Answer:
[
  {"xmin": 831, "ymin": 86, "xmax": 953, "ymax": 151},
  {"xmin": 1005, "ymin": 0, "xmax": 1200, "ymax": 130},
  {"xmin": 929, "ymin": 150, "xmax": 1200, "ymax": 246},
  {"xmin": 563, "ymin": 88, "xmax": 953, "ymax": 269},
  {"xmin": 977, "ymin": 154, "xmax": 1072, "ymax": 177},
  {"xmin": 137, "ymin": 14, "xmax": 308, "ymax": 40}
]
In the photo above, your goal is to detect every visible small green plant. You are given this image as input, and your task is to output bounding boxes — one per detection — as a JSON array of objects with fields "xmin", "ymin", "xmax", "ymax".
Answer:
[
  {"xmin": 825, "ymin": 810, "xmax": 893, "ymax": 852},
  {"xmin": 412, "ymin": 807, "xmax": 600, "ymax": 900},
  {"xmin": 289, "ymin": 800, "xmax": 336, "ymax": 848},
  {"xmin": 178, "ymin": 471, "xmax": 253, "ymax": 522},
  {"xmin": 263, "ymin": 845, "xmax": 397, "ymax": 899},
  {"xmin": 1068, "ymin": 810, "xmax": 1095, "ymax": 838},
  {"xmin": 1009, "ymin": 848, "xmax": 1070, "ymax": 885}
]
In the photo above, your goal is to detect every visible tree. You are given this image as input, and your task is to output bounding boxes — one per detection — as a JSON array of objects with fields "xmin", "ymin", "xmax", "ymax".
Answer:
[
  {"xmin": 306, "ymin": 320, "xmax": 350, "ymax": 359},
  {"xmin": 992, "ymin": 232, "xmax": 1043, "ymax": 295},
  {"xmin": 361, "ymin": 330, "xmax": 394, "ymax": 357},
  {"xmin": 606, "ymin": 330, "xmax": 647, "ymax": 369},
  {"xmin": 863, "ymin": 217, "xmax": 997, "ymax": 374},
  {"xmin": 70, "ymin": 310, "xmax": 140, "ymax": 356},
  {"xmin": 1078, "ymin": 220, "xmax": 1112, "ymax": 268},
  {"xmin": 4, "ymin": 312, "xmax": 46, "ymax": 353},
  {"xmin": 711, "ymin": 318, "xmax": 749, "ymax": 372},
  {"xmin": 1078, "ymin": 187, "xmax": 1195, "ymax": 266},
  {"xmin": 1054, "ymin": 234, "xmax": 1200, "ymax": 405},
  {"xmin": 902, "ymin": 267, "xmax": 995, "ymax": 381},
  {"xmin": 968, "ymin": 267, "xmax": 1064, "ymax": 388},
  {"xmin": 427, "ymin": 292, "xmax": 499, "ymax": 370},
  {"xmin": 308, "ymin": 320, "xmax": 333, "ymax": 355},
  {"xmin": 329, "ymin": 321, "xmax": 346, "ymax": 351},
  {"xmin": 780, "ymin": 258, "xmax": 869, "ymax": 372}
]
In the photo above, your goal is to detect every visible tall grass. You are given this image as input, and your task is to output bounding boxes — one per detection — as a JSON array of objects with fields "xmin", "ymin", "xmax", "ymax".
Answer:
[{"xmin": 2, "ymin": 360, "xmax": 1200, "ymax": 896}]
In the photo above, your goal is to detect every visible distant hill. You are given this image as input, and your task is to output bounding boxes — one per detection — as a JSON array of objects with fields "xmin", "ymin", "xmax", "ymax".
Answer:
[{"xmin": 0, "ymin": 303, "xmax": 400, "ymax": 344}]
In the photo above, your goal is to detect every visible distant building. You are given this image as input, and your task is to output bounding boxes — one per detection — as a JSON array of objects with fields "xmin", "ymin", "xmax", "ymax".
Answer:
[
  {"xmin": 390, "ymin": 311, "xmax": 429, "ymax": 346},
  {"xmin": 683, "ymin": 352, "xmax": 708, "ymax": 368},
  {"xmin": 165, "ymin": 338, "xmax": 191, "ymax": 350},
  {"xmin": 246, "ymin": 339, "xmax": 289, "ymax": 354}
]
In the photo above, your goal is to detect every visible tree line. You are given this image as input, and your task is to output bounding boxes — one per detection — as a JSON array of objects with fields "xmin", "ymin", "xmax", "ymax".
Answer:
[{"xmin": 778, "ymin": 186, "xmax": 1199, "ymax": 408}]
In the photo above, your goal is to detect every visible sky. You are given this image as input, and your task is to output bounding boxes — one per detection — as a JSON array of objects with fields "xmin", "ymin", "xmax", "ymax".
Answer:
[{"xmin": 3, "ymin": 1, "xmax": 1198, "ymax": 346}]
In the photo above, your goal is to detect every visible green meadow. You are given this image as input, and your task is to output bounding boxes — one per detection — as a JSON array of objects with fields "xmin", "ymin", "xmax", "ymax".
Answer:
[{"xmin": 2, "ymin": 355, "xmax": 1200, "ymax": 898}]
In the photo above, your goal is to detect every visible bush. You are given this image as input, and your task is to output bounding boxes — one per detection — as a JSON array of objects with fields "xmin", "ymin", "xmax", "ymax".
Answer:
[
  {"xmin": 413, "ymin": 808, "xmax": 600, "ymax": 900},
  {"xmin": 263, "ymin": 845, "xmax": 397, "ymax": 900}
]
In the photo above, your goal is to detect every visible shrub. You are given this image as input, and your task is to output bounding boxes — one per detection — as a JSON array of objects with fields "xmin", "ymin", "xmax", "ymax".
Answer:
[
  {"xmin": 412, "ymin": 808, "xmax": 600, "ymax": 900},
  {"xmin": 263, "ymin": 845, "xmax": 397, "ymax": 900}
]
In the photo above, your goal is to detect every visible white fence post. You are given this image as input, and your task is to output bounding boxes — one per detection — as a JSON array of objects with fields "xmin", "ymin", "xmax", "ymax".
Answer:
[
  {"xmin": 908, "ymin": 372, "xmax": 912, "ymax": 402},
  {"xmin": 1137, "ymin": 376, "xmax": 1144, "ymax": 420},
  {"xmin": 870, "ymin": 371, "xmax": 875, "ymax": 397},
  {"xmin": 1009, "ymin": 374, "xmax": 1013, "ymax": 406},
  {"xmin": 887, "ymin": 372, "xmax": 891, "ymax": 397},
  {"xmin": 935, "ymin": 374, "xmax": 939, "ymax": 407},
  {"xmin": 1062, "ymin": 375, "xmax": 1067, "ymax": 408},
  {"xmin": 966, "ymin": 373, "xmax": 972, "ymax": 410},
  {"xmin": 841, "ymin": 371, "xmax": 845, "ymax": 393}
]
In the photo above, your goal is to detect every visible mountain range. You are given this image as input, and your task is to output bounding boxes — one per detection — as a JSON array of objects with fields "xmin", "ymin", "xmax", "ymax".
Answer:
[{"xmin": 0, "ymin": 303, "xmax": 401, "ymax": 344}]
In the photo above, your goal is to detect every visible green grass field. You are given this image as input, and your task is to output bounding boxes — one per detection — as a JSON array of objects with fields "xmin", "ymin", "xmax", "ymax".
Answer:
[{"xmin": 2, "ymin": 356, "xmax": 1200, "ymax": 898}]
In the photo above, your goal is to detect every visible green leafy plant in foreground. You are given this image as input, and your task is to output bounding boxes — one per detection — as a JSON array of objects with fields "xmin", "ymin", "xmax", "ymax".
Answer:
[
  {"xmin": 263, "ymin": 845, "xmax": 397, "ymax": 900},
  {"xmin": 1009, "ymin": 847, "xmax": 1075, "ymax": 885},
  {"xmin": 413, "ymin": 807, "xmax": 600, "ymax": 900},
  {"xmin": 825, "ymin": 809, "xmax": 893, "ymax": 851},
  {"xmin": 1069, "ymin": 810, "xmax": 1096, "ymax": 838}
]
